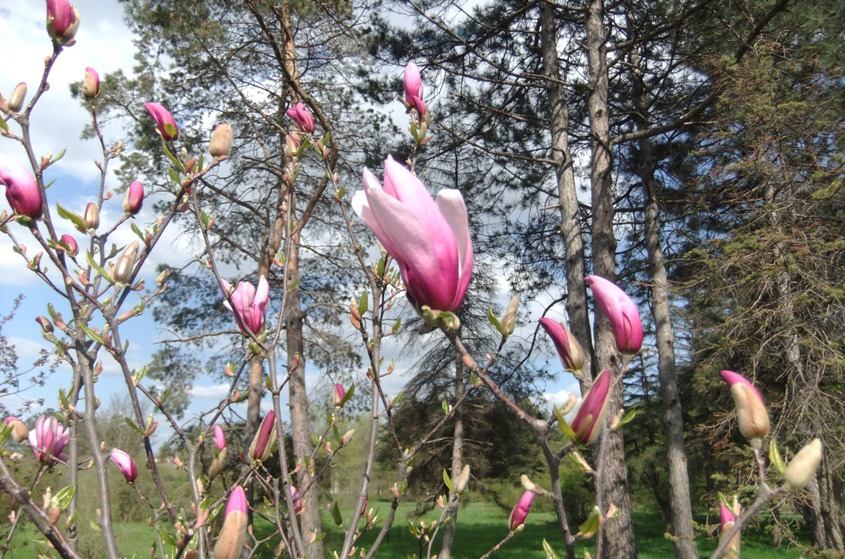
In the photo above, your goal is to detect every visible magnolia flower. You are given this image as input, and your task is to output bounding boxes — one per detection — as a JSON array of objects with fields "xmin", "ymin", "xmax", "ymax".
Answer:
[
  {"xmin": 112, "ymin": 241, "xmax": 139, "ymax": 284},
  {"xmin": 334, "ymin": 383, "xmax": 346, "ymax": 407},
  {"xmin": 221, "ymin": 276, "xmax": 270, "ymax": 335},
  {"xmin": 60, "ymin": 234, "xmax": 78, "ymax": 257},
  {"xmin": 585, "ymin": 275, "xmax": 643, "ymax": 354},
  {"xmin": 720, "ymin": 370, "xmax": 770, "ymax": 441},
  {"xmin": 403, "ymin": 62, "xmax": 426, "ymax": 115},
  {"xmin": 83, "ymin": 67, "xmax": 99, "ymax": 99},
  {"xmin": 83, "ymin": 202, "xmax": 99, "ymax": 230},
  {"xmin": 509, "ymin": 490, "xmax": 535, "ymax": 531},
  {"xmin": 124, "ymin": 181, "xmax": 144, "ymax": 214},
  {"xmin": 35, "ymin": 316, "xmax": 54, "ymax": 334},
  {"xmin": 352, "ymin": 156, "xmax": 473, "ymax": 312},
  {"xmin": 286, "ymin": 102, "xmax": 314, "ymax": 134},
  {"xmin": 46, "ymin": 0, "xmax": 80, "ymax": 44},
  {"xmin": 109, "ymin": 449, "xmax": 137, "ymax": 483},
  {"xmin": 784, "ymin": 438, "xmax": 823, "ymax": 490},
  {"xmin": 719, "ymin": 502, "xmax": 740, "ymax": 559},
  {"xmin": 214, "ymin": 485, "xmax": 248, "ymax": 559},
  {"xmin": 28, "ymin": 415, "xmax": 69, "ymax": 464},
  {"xmin": 144, "ymin": 102, "xmax": 179, "ymax": 141},
  {"xmin": 0, "ymin": 154, "xmax": 43, "ymax": 219},
  {"xmin": 209, "ymin": 123, "xmax": 233, "ymax": 158},
  {"xmin": 290, "ymin": 485, "xmax": 303, "ymax": 514},
  {"xmin": 249, "ymin": 411, "xmax": 276, "ymax": 462},
  {"xmin": 571, "ymin": 369, "xmax": 611, "ymax": 444},
  {"xmin": 539, "ymin": 318, "xmax": 586, "ymax": 372},
  {"xmin": 213, "ymin": 424, "xmax": 227, "ymax": 452},
  {"xmin": 7, "ymin": 83, "xmax": 27, "ymax": 113},
  {"xmin": 4, "ymin": 416, "xmax": 29, "ymax": 443}
]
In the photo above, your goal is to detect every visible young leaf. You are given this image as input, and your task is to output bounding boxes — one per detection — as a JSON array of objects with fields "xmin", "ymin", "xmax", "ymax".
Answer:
[{"xmin": 331, "ymin": 501, "xmax": 343, "ymax": 526}]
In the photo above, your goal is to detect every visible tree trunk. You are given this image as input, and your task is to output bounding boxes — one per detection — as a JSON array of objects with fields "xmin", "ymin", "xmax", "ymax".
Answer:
[
  {"xmin": 630, "ymin": 38, "xmax": 698, "ymax": 559},
  {"xmin": 585, "ymin": 0, "xmax": 637, "ymax": 556},
  {"xmin": 539, "ymin": 0, "xmax": 594, "ymax": 380},
  {"xmin": 439, "ymin": 351, "xmax": 465, "ymax": 559}
]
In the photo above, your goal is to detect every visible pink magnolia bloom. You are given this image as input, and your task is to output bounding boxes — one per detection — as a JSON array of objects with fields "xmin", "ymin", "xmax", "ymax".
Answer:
[
  {"xmin": 403, "ymin": 62, "xmax": 427, "ymax": 115},
  {"xmin": 213, "ymin": 424, "xmax": 227, "ymax": 451},
  {"xmin": 215, "ymin": 485, "xmax": 248, "ymax": 559},
  {"xmin": 144, "ymin": 102, "xmax": 179, "ymax": 141},
  {"xmin": 124, "ymin": 180, "xmax": 144, "ymax": 214},
  {"xmin": 290, "ymin": 485, "xmax": 303, "ymax": 514},
  {"xmin": 249, "ymin": 411, "xmax": 276, "ymax": 462},
  {"xmin": 571, "ymin": 369, "xmax": 611, "ymax": 444},
  {"xmin": 221, "ymin": 276, "xmax": 270, "ymax": 335},
  {"xmin": 46, "ymin": 0, "xmax": 80, "ymax": 41},
  {"xmin": 352, "ymin": 156, "xmax": 473, "ymax": 312},
  {"xmin": 539, "ymin": 318, "xmax": 586, "ymax": 372},
  {"xmin": 109, "ymin": 449, "xmax": 137, "ymax": 483},
  {"xmin": 28, "ymin": 415, "xmax": 69, "ymax": 464},
  {"xmin": 60, "ymin": 234, "xmax": 78, "ymax": 257},
  {"xmin": 585, "ymin": 275, "xmax": 643, "ymax": 354},
  {"xmin": 720, "ymin": 370, "xmax": 770, "ymax": 441},
  {"xmin": 509, "ymin": 490, "xmax": 535, "ymax": 531},
  {"xmin": 83, "ymin": 67, "xmax": 99, "ymax": 99},
  {"xmin": 719, "ymin": 502, "xmax": 741, "ymax": 558},
  {"xmin": 0, "ymin": 154, "xmax": 43, "ymax": 220},
  {"xmin": 286, "ymin": 102, "xmax": 315, "ymax": 134},
  {"xmin": 334, "ymin": 383, "xmax": 346, "ymax": 407}
]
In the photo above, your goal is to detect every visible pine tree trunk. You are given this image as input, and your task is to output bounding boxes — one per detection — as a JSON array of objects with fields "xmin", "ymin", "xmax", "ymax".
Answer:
[{"xmin": 586, "ymin": 0, "xmax": 637, "ymax": 556}]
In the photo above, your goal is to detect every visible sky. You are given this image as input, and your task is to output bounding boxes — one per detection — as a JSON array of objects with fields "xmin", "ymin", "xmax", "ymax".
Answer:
[{"xmin": 0, "ymin": 1, "xmax": 581, "ymax": 446}]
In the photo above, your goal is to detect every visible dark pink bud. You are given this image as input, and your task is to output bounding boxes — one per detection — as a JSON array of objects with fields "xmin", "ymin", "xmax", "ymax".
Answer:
[
  {"xmin": 124, "ymin": 180, "xmax": 144, "ymax": 214},
  {"xmin": 60, "ymin": 234, "xmax": 78, "ymax": 256},
  {"xmin": 109, "ymin": 449, "xmax": 137, "ymax": 483},
  {"xmin": 249, "ymin": 411, "xmax": 276, "ymax": 462},
  {"xmin": 46, "ymin": 0, "xmax": 80, "ymax": 43},
  {"xmin": 539, "ymin": 318, "xmax": 586, "ymax": 372},
  {"xmin": 290, "ymin": 485, "xmax": 302, "ymax": 514},
  {"xmin": 570, "ymin": 369, "xmax": 611, "ymax": 444},
  {"xmin": 35, "ymin": 316, "xmax": 53, "ymax": 333},
  {"xmin": 403, "ymin": 62, "xmax": 426, "ymax": 114},
  {"xmin": 585, "ymin": 275, "xmax": 643, "ymax": 354},
  {"xmin": 213, "ymin": 424, "xmax": 227, "ymax": 451},
  {"xmin": 720, "ymin": 370, "xmax": 770, "ymax": 440},
  {"xmin": 334, "ymin": 383, "xmax": 346, "ymax": 407},
  {"xmin": 286, "ymin": 102, "xmax": 315, "ymax": 134},
  {"xmin": 509, "ymin": 490, "xmax": 534, "ymax": 531},
  {"xmin": 144, "ymin": 102, "xmax": 179, "ymax": 141},
  {"xmin": 0, "ymin": 154, "xmax": 43, "ymax": 220},
  {"xmin": 83, "ymin": 67, "xmax": 99, "ymax": 99},
  {"xmin": 352, "ymin": 157, "xmax": 474, "ymax": 312}
]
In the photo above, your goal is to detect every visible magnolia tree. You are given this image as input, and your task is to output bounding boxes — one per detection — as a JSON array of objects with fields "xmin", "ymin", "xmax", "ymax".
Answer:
[{"xmin": 0, "ymin": 3, "xmax": 826, "ymax": 559}]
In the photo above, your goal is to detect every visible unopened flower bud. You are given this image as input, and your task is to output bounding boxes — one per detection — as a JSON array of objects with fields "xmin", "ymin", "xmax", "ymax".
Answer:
[
  {"xmin": 113, "ymin": 241, "xmax": 139, "ymax": 284},
  {"xmin": 7, "ymin": 83, "xmax": 27, "ymax": 113},
  {"xmin": 334, "ymin": 383, "xmax": 346, "ymax": 407},
  {"xmin": 123, "ymin": 181, "xmax": 144, "ymax": 214},
  {"xmin": 35, "ymin": 316, "xmax": 53, "ymax": 333},
  {"xmin": 340, "ymin": 429, "xmax": 355, "ymax": 447},
  {"xmin": 209, "ymin": 123, "xmax": 233, "ymax": 158},
  {"xmin": 46, "ymin": 1, "xmax": 81, "ymax": 45},
  {"xmin": 720, "ymin": 370, "xmax": 770, "ymax": 442},
  {"xmin": 83, "ymin": 202, "xmax": 99, "ymax": 230},
  {"xmin": 784, "ymin": 438, "xmax": 823, "ymax": 490},
  {"xmin": 60, "ymin": 234, "xmax": 78, "ymax": 257},
  {"xmin": 4, "ymin": 416, "xmax": 29, "ymax": 443},
  {"xmin": 109, "ymin": 449, "xmax": 138, "ymax": 483},
  {"xmin": 500, "ymin": 296, "xmax": 519, "ymax": 338},
  {"xmin": 214, "ymin": 486, "xmax": 248, "ymax": 559},
  {"xmin": 82, "ymin": 67, "xmax": 99, "ymax": 99}
]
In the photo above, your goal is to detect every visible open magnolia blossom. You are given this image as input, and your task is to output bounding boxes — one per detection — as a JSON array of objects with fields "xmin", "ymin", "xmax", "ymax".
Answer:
[
  {"xmin": 352, "ymin": 156, "xmax": 473, "ymax": 313},
  {"xmin": 29, "ymin": 415, "xmax": 69, "ymax": 464},
  {"xmin": 221, "ymin": 276, "xmax": 270, "ymax": 335}
]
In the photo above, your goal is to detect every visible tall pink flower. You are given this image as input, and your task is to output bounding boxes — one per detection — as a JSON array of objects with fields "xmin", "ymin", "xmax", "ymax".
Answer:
[
  {"xmin": 720, "ymin": 370, "xmax": 770, "ymax": 441},
  {"xmin": 144, "ymin": 102, "xmax": 179, "ymax": 141},
  {"xmin": 0, "ymin": 154, "xmax": 43, "ymax": 220},
  {"xmin": 509, "ymin": 490, "xmax": 535, "ymax": 531},
  {"xmin": 249, "ymin": 411, "xmax": 276, "ymax": 462},
  {"xmin": 221, "ymin": 276, "xmax": 270, "ymax": 335},
  {"xmin": 403, "ymin": 63, "xmax": 426, "ymax": 115},
  {"xmin": 109, "ymin": 449, "xmax": 137, "ymax": 483},
  {"xmin": 214, "ymin": 485, "xmax": 248, "ymax": 559},
  {"xmin": 539, "ymin": 318, "xmax": 586, "ymax": 372},
  {"xmin": 352, "ymin": 156, "xmax": 473, "ymax": 312},
  {"xmin": 585, "ymin": 275, "xmax": 643, "ymax": 354},
  {"xmin": 46, "ymin": 0, "xmax": 80, "ymax": 43},
  {"xmin": 124, "ymin": 180, "xmax": 144, "ymax": 214},
  {"xmin": 571, "ymin": 369, "xmax": 611, "ymax": 444},
  {"xmin": 286, "ymin": 102, "xmax": 315, "ymax": 134},
  {"xmin": 213, "ymin": 424, "xmax": 227, "ymax": 451},
  {"xmin": 28, "ymin": 415, "xmax": 69, "ymax": 464}
]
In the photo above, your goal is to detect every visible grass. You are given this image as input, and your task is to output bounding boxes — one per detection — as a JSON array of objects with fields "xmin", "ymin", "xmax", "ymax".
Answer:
[{"xmin": 0, "ymin": 499, "xmax": 807, "ymax": 558}]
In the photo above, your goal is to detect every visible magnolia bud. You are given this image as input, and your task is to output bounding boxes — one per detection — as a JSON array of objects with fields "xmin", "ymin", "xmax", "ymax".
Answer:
[
  {"xmin": 60, "ymin": 234, "xmax": 79, "ymax": 257},
  {"xmin": 35, "ymin": 316, "xmax": 53, "ymax": 333},
  {"xmin": 214, "ymin": 486, "xmax": 248, "ymax": 559},
  {"xmin": 7, "ymin": 83, "xmax": 27, "ymax": 113},
  {"xmin": 123, "ymin": 181, "xmax": 144, "ymax": 214},
  {"xmin": 82, "ymin": 67, "xmax": 100, "ymax": 99},
  {"xmin": 784, "ymin": 438, "xmax": 823, "ymax": 490},
  {"xmin": 83, "ymin": 202, "xmax": 100, "ymax": 230},
  {"xmin": 454, "ymin": 464, "xmax": 470, "ymax": 494},
  {"xmin": 112, "ymin": 241, "xmax": 139, "ymax": 284},
  {"xmin": 4, "ymin": 417, "xmax": 29, "ymax": 443},
  {"xmin": 340, "ymin": 429, "xmax": 355, "ymax": 447},
  {"xmin": 500, "ymin": 296, "xmax": 519, "ymax": 338},
  {"xmin": 209, "ymin": 123, "xmax": 233, "ymax": 158}
]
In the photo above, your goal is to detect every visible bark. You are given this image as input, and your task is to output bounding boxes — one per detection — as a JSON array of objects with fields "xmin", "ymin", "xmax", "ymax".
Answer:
[
  {"xmin": 631, "ymin": 39, "xmax": 698, "ymax": 559},
  {"xmin": 539, "ymin": 0, "xmax": 594, "ymax": 380},
  {"xmin": 438, "ymin": 351, "xmax": 465, "ymax": 559},
  {"xmin": 585, "ymin": 0, "xmax": 636, "ymax": 556}
]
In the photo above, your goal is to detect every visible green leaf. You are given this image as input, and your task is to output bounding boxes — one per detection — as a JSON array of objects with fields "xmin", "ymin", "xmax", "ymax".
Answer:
[
  {"xmin": 618, "ymin": 408, "xmax": 638, "ymax": 427},
  {"xmin": 130, "ymin": 222, "xmax": 145, "ymax": 242},
  {"xmin": 487, "ymin": 307, "xmax": 502, "ymax": 333},
  {"xmin": 769, "ymin": 438, "xmax": 786, "ymax": 475},
  {"xmin": 357, "ymin": 290, "xmax": 368, "ymax": 317},
  {"xmin": 553, "ymin": 406, "xmax": 577, "ymax": 441},
  {"xmin": 53, "ymin": 485, "xmax": 75, "ymax": 510},
  {"xmin": 391, "ymin": 317, "xmax": 401, "ymax": 333},
  {"xmin": 56, "ymin": 203, "xmax": 86, "ymax": 232},
  {"xmin": 0, "ymin": 118, "xmax": 8, "ymax": 134},
  {"xmin": 331, "ymin": 501, "xmax": 343, "ymax": 526},
  {"xmin": 161, "ymin": 141, "xmax": 184, "ymax": 172},
  {"xmin": 542, "ymin": 539, "xmax": 560, "ymax": 559},
  {"xmin": 443, "ymin": 469, "xmax": 455, "ymax": 494},
  {"xmin": 339, "ymin": 383, "xmax": 355, "ymax": 407},
  {"xmin": 79, "ymin": 323, "xmax": 104, "ymax": 345},
  {"xmin": 124, "ymin": 418, "xmax": 145, "ymax": 435},
  {"xmin": 168, "ymin": 167, "xmax": 181, "ymax": 186},
  {"xmin": 85, "ymin": 250, "xmax": 111, "ymax": 283},
  {"xmin": 577, "ymin": 506, "xmax": 601, "ymax": 538}
]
